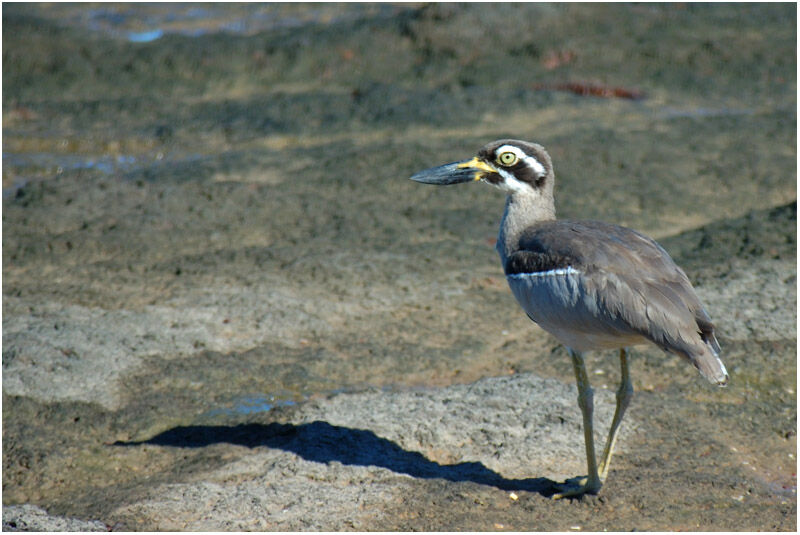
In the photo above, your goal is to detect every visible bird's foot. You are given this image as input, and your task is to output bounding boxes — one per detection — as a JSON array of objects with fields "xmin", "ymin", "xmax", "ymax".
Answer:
[{"xmin": 551, "ymin": 476, "xmax": 602, "ymax": 499}]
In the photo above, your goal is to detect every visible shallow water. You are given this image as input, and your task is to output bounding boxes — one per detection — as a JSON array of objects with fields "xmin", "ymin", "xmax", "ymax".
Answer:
[{"xmin": 25, "ymin": 3, "xmax": 408, "ymax": 41}]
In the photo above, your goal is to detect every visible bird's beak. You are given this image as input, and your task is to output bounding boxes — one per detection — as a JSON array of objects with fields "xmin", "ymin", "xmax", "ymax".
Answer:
[{"xmin": 410, "ymin": 157, "xmax": 498, "ymax": 185}]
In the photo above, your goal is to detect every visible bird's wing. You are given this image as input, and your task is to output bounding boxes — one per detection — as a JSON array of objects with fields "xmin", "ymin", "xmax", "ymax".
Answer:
[{"xmin": 510, "ymin": 220, "xmax": 725, "ymax": 383}]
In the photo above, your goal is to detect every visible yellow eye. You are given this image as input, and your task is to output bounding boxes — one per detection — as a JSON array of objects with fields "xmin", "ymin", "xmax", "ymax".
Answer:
[{"xmin": 497, "ymin": 151, "xmax": 518, "ymax": 166}]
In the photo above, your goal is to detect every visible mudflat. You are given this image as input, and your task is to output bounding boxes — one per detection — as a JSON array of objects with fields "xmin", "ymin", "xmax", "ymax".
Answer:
[{"xmin": 3, "ymin": 4, "xmax": 796, "ymax": 531}]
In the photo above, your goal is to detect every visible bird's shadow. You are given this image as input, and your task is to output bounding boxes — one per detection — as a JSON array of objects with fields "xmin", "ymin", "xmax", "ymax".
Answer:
[{"xmin": 115, "ymin": 421, "xmax": 558, "ymax": 497}]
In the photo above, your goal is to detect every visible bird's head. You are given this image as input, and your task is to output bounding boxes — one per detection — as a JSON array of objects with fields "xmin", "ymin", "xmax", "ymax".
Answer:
[{"xmin": 410, "ymin": 139, "xmax": 554, "ymax": 197}]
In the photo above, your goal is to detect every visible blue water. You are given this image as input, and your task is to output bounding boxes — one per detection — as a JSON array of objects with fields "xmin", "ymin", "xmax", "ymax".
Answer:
[
  {"xmin": 200, "ymin": 386, "xmax": 371, "ymax": 419},
  {"xmin": 41, "ymin": 4, "xmax": 407, "ymax": 42},
  {"xmin": 128, "ymin": 29, "xmax": 164, "ymax": 43},
  {"xmin": 2, "ymin": 152, "xmax": 142, "ymax": 199},
  {"xmin": 3, "ymin": 152, "xmax": 139, "ymax": 174},
  {"xmin": 205, "ymin": 394, "xmax": 299, "ymax": 418}
]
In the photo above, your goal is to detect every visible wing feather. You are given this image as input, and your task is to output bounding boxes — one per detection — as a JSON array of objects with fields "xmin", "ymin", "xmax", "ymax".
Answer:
[{"xmin": 510, "ymin": 220, "xmax": 727, "ymax": 384}]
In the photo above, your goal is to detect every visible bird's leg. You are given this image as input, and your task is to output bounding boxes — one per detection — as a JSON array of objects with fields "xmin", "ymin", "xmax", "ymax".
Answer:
[
  {"xmin": 598, "ymin": 347, "xmax": 634, "ymax": 481},
  {"xmin": 553, "ymin": 349, "xmax": 602, "ymax": 499}
]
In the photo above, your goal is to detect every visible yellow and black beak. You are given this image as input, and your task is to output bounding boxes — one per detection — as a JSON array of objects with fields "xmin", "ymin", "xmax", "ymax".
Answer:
[{"xmin": 410, "ymin": 157, "xmax": 498, "ymax": 185}]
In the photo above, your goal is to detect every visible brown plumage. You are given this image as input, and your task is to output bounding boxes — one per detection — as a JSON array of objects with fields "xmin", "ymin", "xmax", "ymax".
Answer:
[
  {"xmin": 410, "ymin": 139, "xmax": 728, "ymax": 498},
  {"xmin": 507, "ymin": 220, "xmax": 726, "ymax": 385}
]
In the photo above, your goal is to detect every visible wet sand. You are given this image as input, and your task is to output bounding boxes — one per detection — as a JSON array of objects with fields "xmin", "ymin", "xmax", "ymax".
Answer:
[{"xmin": 3, "ymin": 3, "xmax": 796, "ymax": 531}]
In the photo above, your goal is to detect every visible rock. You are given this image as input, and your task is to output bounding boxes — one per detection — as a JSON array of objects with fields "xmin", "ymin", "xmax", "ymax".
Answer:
[{"xmin": 2, "ymin": 505, "xmax": 107, "ymax": 532}]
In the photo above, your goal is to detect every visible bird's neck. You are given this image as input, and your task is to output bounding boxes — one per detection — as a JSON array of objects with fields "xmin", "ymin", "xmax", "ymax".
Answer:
[{"xmin": 497, "ymin": 191, "xmax": 556, "ymax": 264}]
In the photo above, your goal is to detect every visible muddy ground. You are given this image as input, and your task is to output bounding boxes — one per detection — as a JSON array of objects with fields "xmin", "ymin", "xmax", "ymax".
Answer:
[{"xmin": 2, "ymin": 3, "xmax": 797, "ymax": 531}]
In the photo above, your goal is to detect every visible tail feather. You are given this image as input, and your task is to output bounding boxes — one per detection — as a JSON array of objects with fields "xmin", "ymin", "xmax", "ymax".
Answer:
[
  {"xmin": 692, "ymin": 308, "xmax": 727, "ymax": 385},
  {"xmin": 695, "ymin": 311, "xmax": 721, "ymax": 355},
  {"xmin": 692, "ymin": 345, "xmax": 729, "ymax": 386}
]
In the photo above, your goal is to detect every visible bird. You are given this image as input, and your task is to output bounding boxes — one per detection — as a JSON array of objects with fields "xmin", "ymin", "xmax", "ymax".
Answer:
[{"xmin": 409, "ymin": 139, "xmax": 728, "ymax": 498}]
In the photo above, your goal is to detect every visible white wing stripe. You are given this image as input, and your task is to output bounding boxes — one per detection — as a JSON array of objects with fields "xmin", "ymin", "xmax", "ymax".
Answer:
[{"xmin": 508, "ymin": 266, "xmax": 581, "ymax": 278}]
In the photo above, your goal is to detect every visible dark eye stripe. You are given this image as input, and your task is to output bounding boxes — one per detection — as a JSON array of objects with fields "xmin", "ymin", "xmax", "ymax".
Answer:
[
  {"xmin": 478, "ymin": 142, "xmax": 548, "ymax": 188},
  {"xmin": 510, "ymin": 159, "xmax": 546, "ymax": 187}
]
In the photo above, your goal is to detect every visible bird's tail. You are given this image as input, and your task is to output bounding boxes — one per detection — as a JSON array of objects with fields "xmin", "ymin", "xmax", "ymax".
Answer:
[
  {"xmin": 694, "ymin": 313, "xmax": 728, "ymax": 386},
  {"xmin": 692, "ymin": 332, "xmax": 729, "ymax": 386}
]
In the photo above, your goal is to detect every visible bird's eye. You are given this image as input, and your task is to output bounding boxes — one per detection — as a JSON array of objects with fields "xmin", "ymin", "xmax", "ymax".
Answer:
[{"xmin": 497, "ymin": 151, "xmax": 518, "ymax": 166}]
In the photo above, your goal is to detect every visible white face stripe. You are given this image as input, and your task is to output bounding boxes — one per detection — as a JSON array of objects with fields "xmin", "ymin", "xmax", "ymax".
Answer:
[
  {"xmin": 507, "ymin": 266, "xmax": 580, "ymax": 279},
  {"xmin": 495, "ymin": 167, "xmax": 528, "ymax": 193},
  {"xmin": 495, "ymin": 144, "xmax": 546, "ymax": 178}
]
